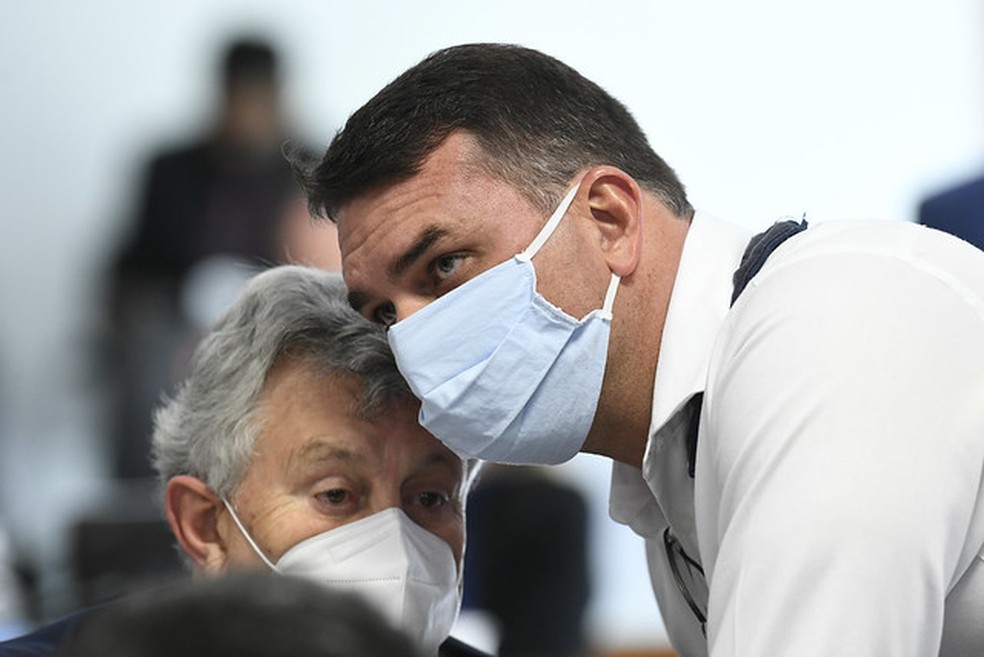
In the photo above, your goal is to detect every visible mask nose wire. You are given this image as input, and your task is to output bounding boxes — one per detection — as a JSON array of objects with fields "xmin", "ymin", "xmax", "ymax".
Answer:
[{"xmin": 222, "ymin": 497, "xmax": 280, "ymax": 572}]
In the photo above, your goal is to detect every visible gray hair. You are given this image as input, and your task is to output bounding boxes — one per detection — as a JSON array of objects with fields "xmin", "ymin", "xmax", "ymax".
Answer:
[{"xmin": 151, "ymin": 265, "xmax": 413, "ymax": 498}]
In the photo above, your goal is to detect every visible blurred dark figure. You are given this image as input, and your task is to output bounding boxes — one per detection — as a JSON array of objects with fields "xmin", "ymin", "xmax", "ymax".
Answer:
[
  {"xmin": 57, "ymin": 573, "xmax": 422, "ymax": 657},
  {"xmin": 463, "ymin": 465, "xmax": 590, "ymax": 657},
  {"xmin": 918, "ymin": 176, "xmax": 984, "ymax": 250},
  {"xmin": 68, "ymin": 504, "xmax": 184, "ymax": 610},
  {"xmin": 105, "ymin": 36, "xmax": 323, "ymax": 480},
  {"xmin": 0, "ymin": 520, "xmax": 30, "ymax": 641}
]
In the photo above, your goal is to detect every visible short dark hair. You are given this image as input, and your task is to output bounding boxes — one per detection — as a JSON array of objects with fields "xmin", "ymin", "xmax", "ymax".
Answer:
[
  {"xmin": 293, "ymin": 43, "xmax": 692, "ymax": 220},
  {"xmin": 60, "ymin": 573, "xmax": 421, "ymax": 657}
]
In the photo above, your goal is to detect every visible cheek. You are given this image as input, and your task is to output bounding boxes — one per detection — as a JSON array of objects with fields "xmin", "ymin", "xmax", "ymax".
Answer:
[
  {"xmin": 241, "ymin": 500, "xmax": 330, "ymax": 564},
  {"xmin": 434, "ymin": 521, "xmax": 465, "ymax": 568},
  {"xmin": 224, "ymin": 538, "xmax": 270, "ymax": 571},
  {"xmin": 535, "ymin": 229, "xmax": 611, "ymax": 318},
  {"xmin": 216, "ymin": 514, "xmax": 272, "ymax": 571}
]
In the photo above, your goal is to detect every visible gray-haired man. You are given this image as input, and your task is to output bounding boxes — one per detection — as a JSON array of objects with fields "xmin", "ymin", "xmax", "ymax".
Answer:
[{"xmin": 1, "ymin": 265, "xmax": 484, "ymax": 657}]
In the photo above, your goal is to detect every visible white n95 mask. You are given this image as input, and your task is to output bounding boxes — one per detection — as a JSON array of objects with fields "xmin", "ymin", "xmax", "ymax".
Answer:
[
  {"xmin": 388, "ymin": 182, "xmax": 620, "ymax": 465},
  {"xmin": 223, "ymin": 503, "xmax": 460, "ymax": 657}
]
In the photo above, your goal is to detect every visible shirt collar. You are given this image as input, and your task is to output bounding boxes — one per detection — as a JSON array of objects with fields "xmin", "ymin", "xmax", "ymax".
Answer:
[
  {"xmin": 609, "ymin": 211, "xmax": 751, "ymax": 530},
  {"xmin": 647, "ymin": 211, "xmax": 751, "ymax": 434}
]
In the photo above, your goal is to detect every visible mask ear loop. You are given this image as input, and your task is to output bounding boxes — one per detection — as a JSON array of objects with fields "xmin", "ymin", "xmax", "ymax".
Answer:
[
  {"xmin": 599, "ymin": 271, "xmax": 621, "ymax": 321},
  {"xmin": 516, "ymin": 183, "xmax": 581, "ymax": 263},
  {"xmin": 222, "ymin": 497, "xmax": 280, "ymax": 572},
  {"xmin": 516, "ymin": 181, "xmax": 622, "ymax": 320}
]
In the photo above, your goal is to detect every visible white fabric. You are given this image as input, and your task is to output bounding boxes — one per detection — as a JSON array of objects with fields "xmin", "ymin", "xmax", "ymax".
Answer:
[{"xmin": 610, "ymin": 212, "xmax": 984, "ymax": 657}]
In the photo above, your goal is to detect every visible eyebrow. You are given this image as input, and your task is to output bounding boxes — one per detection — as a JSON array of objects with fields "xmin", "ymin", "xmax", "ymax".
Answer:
[
  {"xmin": 347, "ymin": 225, "xmax": 450, "ymax": 314},
  {"xmin": 389, "ymin": 225, "xmax": 448, "ymax": 280},
  {"xmin": 290, "ymin": 442, "xmax": 365, "ymax": 474},
  {"xmin": 418, "ymin": 450, "xmax": 463, "ymax": 475},
  {"xmin": 412, "ymin": 450, "xmax": 467, "ymax": 490}
]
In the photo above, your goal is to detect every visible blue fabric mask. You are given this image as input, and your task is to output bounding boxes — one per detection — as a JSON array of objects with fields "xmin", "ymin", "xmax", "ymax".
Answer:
[{"xmin": 388, "ymin": 183, "xmax": 620, "ymax": 465}]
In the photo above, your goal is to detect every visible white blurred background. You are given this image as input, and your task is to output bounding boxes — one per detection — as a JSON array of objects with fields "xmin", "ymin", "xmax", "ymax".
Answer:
[{"xmin": 0, "ymin": 0, "xmax": 982, "ymax": 651}]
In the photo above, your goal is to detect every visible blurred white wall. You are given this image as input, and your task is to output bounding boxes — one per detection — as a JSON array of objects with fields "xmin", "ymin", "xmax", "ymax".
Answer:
[{"xmin": 0, "ymin": 0, "xmax": 982, "ymax": 649}]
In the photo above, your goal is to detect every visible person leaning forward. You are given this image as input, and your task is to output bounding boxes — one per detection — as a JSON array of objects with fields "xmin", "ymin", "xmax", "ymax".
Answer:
[
  {"xmin": 0, "ymin": 266, "xmax": 485, "ymax": 657},
  {"xmin": 291, "ymin": 43, "xmax": 984, "ymax": 657}
]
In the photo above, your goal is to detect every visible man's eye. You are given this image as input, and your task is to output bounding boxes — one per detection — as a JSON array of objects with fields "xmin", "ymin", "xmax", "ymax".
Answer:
[
  {"xmin": 417, "ymin": 491, "xmax": 448, "ymax": 508},
  {"xmin": 433, "ymin": 254, "xmax": 463, "ymax": 280},
  {"xmin": 372, "ymin": 302, "xmax": 397, "ymax": 327},
  {"xmin": 317, "ymin": 489, "xmax": 350, "ymax": 505}
]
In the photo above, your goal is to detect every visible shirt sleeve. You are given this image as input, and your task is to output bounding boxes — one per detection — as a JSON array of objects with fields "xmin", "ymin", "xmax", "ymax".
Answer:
[{"xmin": 699, "ymin": 246, "xmax": 984, "ymax": 657}]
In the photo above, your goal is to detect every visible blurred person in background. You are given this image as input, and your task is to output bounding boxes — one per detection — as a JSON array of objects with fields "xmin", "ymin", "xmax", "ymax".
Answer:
[
  {"xmin": 463, "ymin": 464, "xmax": 590, "ymax": 657},
  {"xmin": 59, "ymin": 573, "xmax": 423, "ymax": 657},
  {"xmin": 918, "ymin": 175, "xmax": 984, "ymax": 250},
  {"xmin": 1, "ymin": 266, "xmax": 483, "ymax": 657},
  {"xmin": 0, "ymin": 522, "xmax": 29, "ymax": 642},
  {"xmin": 0, "ymin": 354, "xmax": 30, "ymax": 641},
  {"xmin": 103, "ymin": 35, "xmax": 336, "ymax": 480}
]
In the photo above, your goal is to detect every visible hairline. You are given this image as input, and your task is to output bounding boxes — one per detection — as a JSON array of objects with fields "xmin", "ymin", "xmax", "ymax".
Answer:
[{"xmin": 324, "ymin": 128, "xmax": 689, "ymax": 223}]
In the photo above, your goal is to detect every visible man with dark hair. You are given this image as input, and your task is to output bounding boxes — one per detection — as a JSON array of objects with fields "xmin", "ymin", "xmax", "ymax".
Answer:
[{"xmin": 294, "ymin": 43, "xmax": 984, "ymax": 657}]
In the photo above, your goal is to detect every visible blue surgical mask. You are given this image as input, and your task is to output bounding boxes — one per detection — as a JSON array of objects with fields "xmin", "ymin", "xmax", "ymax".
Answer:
[{"xmin": 388, "ymin": 182, "xmax": 620, "ymax": 465}]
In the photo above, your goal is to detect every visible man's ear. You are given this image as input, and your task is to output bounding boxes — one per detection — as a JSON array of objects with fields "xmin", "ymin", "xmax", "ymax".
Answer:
[
  {"xmin": 580, "ymin": 166, "xmax": 644, "ymax": 278},
  {"xmin": 165, "ymin": 475, "xmax": 229, "ymax": 574}
]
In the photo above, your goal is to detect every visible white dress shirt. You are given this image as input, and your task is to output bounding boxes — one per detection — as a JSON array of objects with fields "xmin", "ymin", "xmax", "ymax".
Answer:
[{"xmin": 610, "ymin": 212, "xmax": 984, "ymax": 656}]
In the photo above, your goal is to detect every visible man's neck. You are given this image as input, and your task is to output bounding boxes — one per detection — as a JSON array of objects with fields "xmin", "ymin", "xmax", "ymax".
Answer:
[{"xmin": 582, "ymin": 202, "xmax": 690, "ymax": 468}]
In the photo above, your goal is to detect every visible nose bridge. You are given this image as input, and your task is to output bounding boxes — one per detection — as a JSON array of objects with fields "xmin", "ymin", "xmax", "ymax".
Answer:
[
  {"xmin": 394, "ymin": 293, "xmax": 432, "ymax": 323},
  {"xmin": 367, "ymin": 455, "xmax": 403, "ymax": 513},
  {"xmin": 374, "ymin": 486, "xmax": 402, "ymax": 511}
]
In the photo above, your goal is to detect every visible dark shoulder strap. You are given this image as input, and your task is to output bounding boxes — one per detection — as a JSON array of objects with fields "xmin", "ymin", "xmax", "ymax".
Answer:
[
  {"xmin": 731, "ymin": 219, "xmax": 808, "ymax": 305},
  {"xmin": 686, "ymin": 218, "xmax": 808, "ymax": 477}
]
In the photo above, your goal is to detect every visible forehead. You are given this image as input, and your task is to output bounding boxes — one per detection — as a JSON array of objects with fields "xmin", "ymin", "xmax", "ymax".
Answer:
[
  {"xmin": 251, "ymin": 360, "xmax": 461, "ymax": 477},
  {"xmin": 334, "ymin": 134, "xmax": 540, "ymax": 291}
]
